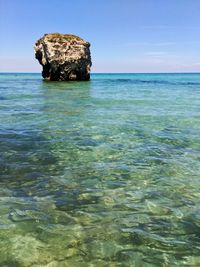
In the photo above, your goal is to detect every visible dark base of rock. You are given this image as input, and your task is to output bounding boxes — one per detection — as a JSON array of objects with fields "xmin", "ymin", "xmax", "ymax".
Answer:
[{"xmin": 42, "ymin": 64, "xmax": 90, "ymax": 81}]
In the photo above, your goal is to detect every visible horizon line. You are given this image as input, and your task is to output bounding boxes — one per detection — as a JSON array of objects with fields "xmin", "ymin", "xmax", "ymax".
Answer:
[{"xmin": 0, "ymin": 72, "xmax": 200, "ymax": 74}]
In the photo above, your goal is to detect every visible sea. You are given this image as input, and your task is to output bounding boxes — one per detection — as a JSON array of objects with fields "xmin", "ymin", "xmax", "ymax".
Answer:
[{"xmin": 0, "ymin": 73, "xmax": 200, "ymax": 266}]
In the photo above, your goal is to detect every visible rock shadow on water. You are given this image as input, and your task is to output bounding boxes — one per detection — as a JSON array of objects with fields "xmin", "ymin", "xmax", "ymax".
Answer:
[
  {"xmin": 41, "ymin": 79, "xmax": 92, "ymax": 90},
  {"xmin": 39, "ymin": 79, "xmax": 92, "ymax": 113}
]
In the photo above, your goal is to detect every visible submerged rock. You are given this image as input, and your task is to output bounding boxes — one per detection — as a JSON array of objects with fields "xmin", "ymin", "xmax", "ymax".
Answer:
[{"xmin": 34, "ymin": 33, "xmax": 92, "ymax": 81}]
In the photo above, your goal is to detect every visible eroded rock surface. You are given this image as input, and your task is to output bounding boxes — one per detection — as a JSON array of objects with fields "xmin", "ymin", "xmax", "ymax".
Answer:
[{"xmin": 34, "ymin": 33, "xmax": 92, "ymax": 81}]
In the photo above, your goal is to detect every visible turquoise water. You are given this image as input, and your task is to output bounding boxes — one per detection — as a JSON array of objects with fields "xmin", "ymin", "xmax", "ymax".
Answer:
[{"xmin": 0, "ymin": 73, "xmax": 200, "ymax": 266}]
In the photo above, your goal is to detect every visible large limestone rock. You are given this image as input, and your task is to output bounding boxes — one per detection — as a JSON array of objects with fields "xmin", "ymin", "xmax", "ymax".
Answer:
[{"xmin": 34, "ymin": 33, "xmax": 92, "ymax": 81}]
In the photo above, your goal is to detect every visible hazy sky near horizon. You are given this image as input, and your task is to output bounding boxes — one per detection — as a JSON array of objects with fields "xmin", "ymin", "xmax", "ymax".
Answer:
[{"xmin": 1, "ymin": 0, "xmax": 200, "ymax": 73}]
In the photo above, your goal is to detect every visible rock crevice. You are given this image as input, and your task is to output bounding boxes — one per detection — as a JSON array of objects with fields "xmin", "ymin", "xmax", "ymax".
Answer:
[{"xmin": 34, "ymin": 33, "xmax": 92, "ymax": 81}]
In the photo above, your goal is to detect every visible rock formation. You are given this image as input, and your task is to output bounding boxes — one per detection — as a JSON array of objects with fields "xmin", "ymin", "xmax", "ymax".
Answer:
[{"xmin": 34, "ymin": 33, "xmax": 92, "ymax": 81}]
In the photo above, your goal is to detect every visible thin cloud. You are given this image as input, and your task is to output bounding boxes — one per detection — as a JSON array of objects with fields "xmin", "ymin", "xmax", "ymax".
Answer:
[
  {"xmin": 180, "ymin": 62, "xmax": 200, "ymax": 67},
  {"xmin": 141, "ymin": 25, "xmax": 200, "ymax": 30},
  {"xmin": 192, "ymin": 62, "xmax": 200, "ymax": 66},
  {"xmin": 120, "ymin": 40, "xmax": 200, "ymax": 47},
  {"xmin": 144, "ymin": 51, "xmax": 179, "ymax": 59},
  {"xmin": 145, "ymin": 51, "xmax": 168, "ymax": 56},
  {"xmin": 120, "ymin": 41, "xmax": 176, "ymax": 47}
]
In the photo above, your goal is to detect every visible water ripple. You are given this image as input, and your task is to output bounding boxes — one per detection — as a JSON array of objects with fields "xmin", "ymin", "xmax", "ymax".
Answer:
[{"xmin": 0, "ymin": 73, "xmax": 200, "ymax": 266}]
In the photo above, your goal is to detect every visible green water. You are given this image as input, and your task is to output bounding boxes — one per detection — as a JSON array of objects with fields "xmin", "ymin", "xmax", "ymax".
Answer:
[{"xmin": 0, "ymin": 73, "xmax": 200, "ymax": 266}]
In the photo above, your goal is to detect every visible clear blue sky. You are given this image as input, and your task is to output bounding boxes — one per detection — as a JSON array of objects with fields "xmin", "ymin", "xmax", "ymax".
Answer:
[{"xmin": 1, "ymin": 0, "xmax": 200, "ymax": 73}]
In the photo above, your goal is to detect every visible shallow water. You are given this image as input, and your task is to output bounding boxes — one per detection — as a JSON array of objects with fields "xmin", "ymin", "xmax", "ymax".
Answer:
[{"xmin": 0, "ymin": 73, "xmax": 200, "ymax": 266}]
